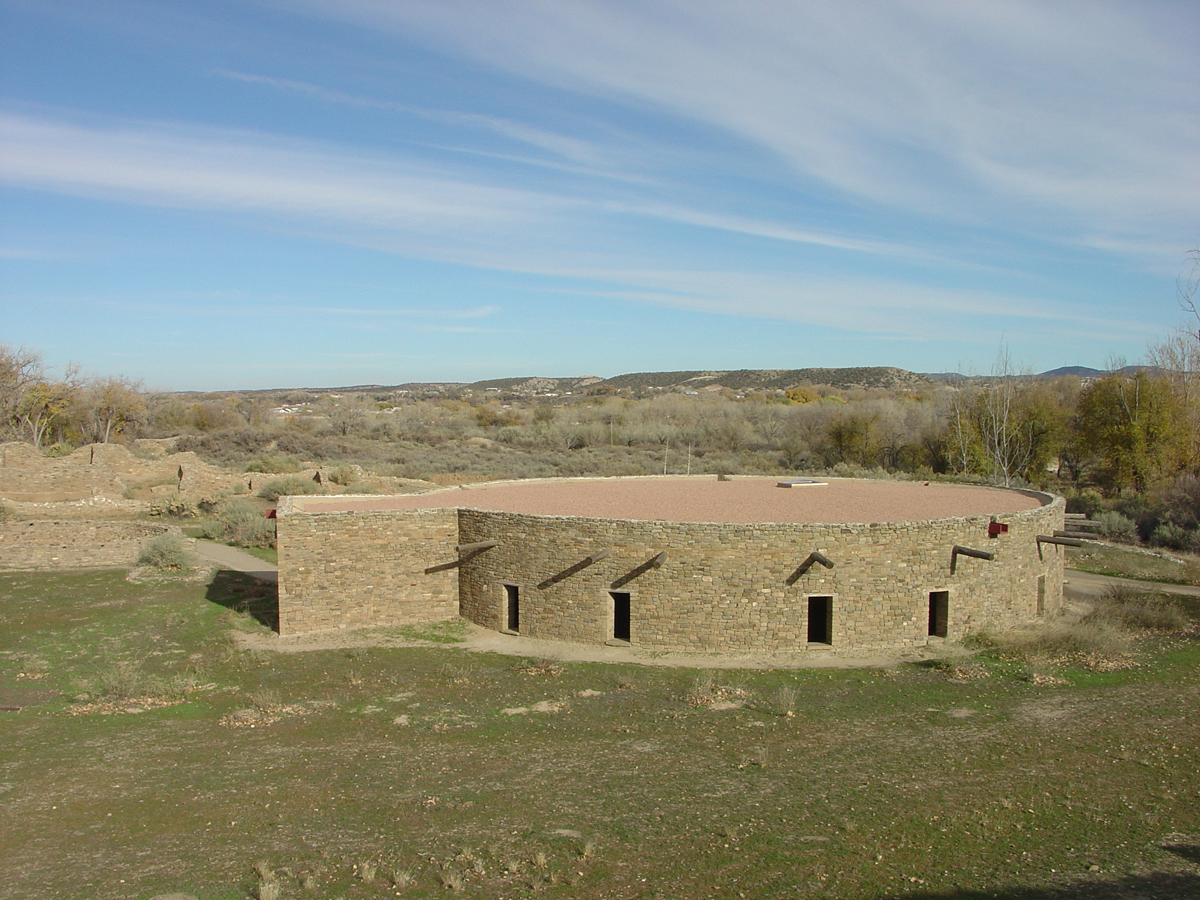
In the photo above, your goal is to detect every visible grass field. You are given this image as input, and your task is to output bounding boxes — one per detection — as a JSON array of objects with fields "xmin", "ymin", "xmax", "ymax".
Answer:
[
  {"xmin": 1065, "ymin": 544, "xmax": 1200, "ymax": 587},
  {"xmin": 1, "ymin": 568, "xmax": 1199, "ymax": 900}
]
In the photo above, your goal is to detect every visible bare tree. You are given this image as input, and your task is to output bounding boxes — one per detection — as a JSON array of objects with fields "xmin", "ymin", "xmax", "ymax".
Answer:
[
  {"xmin": 0, "ymin": 345, "xmax": 79, "ymax": 447},
  {"xmin": 1179, "ymin": 246, "xmax": 1200, "ymax": 345},
  {"xmin": 973, "ymin": 346, "xmax": 1049, "ymax": 487},
  {"xmin": 1148, "ymin": 326, "xmax": 1200, "ymax": 471},
  {"xmin": 943, "ymin": 384, "xmax": 978, "ymax": 476},
  {"xmin": 0, "ymin": 344, "xmax": 43, "ymax": 440}
]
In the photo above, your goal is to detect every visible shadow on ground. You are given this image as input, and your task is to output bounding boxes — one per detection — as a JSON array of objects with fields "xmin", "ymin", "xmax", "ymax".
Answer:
[
  {"xmin": 893, "ymin": 870, "xmax": 1200, "ymax": 900},
  {"xmin": 205, "ymin": 569, "xmax": 279, "ymax": 632}
]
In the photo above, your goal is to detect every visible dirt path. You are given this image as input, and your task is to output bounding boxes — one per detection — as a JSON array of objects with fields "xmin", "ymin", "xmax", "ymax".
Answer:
[
  {"xmin": 192, "ymin": 540, "xmax": 277, "ymax": 584},
  {"xmin": 235, "ymin": 618, "xmax": 950, "ymax": 671},
  {"xmin": 1064, "ymin": 568, "xmax": 1200, "ymax": 600}
]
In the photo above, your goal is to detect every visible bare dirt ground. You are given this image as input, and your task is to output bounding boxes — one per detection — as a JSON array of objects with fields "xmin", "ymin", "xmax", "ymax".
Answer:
[{"xmin": 234, "ymin": 614, "xmax": 968, "ymax": 671}]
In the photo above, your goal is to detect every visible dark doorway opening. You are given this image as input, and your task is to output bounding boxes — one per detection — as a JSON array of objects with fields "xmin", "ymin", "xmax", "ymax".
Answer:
[
  {"xmin": 504, "ymin": 583, "xmax": 520, "ymax": 633},
  {"xmin": 807, "ymin": 596, "xmax": 832, "ymax": 644},
  {"xmin": 928, "ymin": 590, "xmax": 949, "ymax": 638},
  {"xmin": 610, "ymin": 591, "xmax": 631, "ymax": 641}
]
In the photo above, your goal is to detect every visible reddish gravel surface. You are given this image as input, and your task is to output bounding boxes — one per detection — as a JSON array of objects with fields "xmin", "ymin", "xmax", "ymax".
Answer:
[{"xmin": 289, "ymin": 476, "xmax": 1044, "ymax": 524}]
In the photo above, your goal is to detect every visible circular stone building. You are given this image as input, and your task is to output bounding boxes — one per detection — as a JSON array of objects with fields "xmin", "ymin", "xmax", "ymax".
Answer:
[{"xmin": 275, "ymin": 476, "xmax": 1067, "ymax": 653}]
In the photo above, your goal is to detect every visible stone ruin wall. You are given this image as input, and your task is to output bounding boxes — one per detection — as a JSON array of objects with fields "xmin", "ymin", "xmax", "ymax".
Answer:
[
  {"xmin": 276, "ymin": 502, "xmax": 458, "ymax": 635},
  {"xmin": 0, "ymin": 520, "xmax": 179, "ymax": 570},
  {"xmin": 456, "ymin": 497, "xmax": 1065, "ymax": 652},
  {"xmin": 277, "ymin": 492, "xmax": 1065, "ymax": 650}
]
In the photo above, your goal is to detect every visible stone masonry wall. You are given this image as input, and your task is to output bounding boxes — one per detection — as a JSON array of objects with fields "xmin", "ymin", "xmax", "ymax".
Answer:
[
  {"xmin": 276, "ymin": 502, "xmax": 458, "ymax": 635},
  {"xmin": 457, "ymin": 497, "xmax": 1065, "ymax": 653},
  {"xmin": 275, "ymin": 488, "xmax": 1065, "ymax": 651},
  {"xmin": 0, "ymin": 520, "xmax": 177, "ymax": 569}
]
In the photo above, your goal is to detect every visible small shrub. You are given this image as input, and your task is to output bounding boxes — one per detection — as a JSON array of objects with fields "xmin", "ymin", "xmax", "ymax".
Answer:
[
  {"xmin": 257, "ymin": 476, "xmax": 326, "ymax": 501},
  {"xmin": 249, "ymin": 687, "xmax": 281, "ymax": 711},
  {"xmin": 136, "ymin": 533, "xmax": 193, "ymax": 570},
  {"xmin": 244, "ymin": 453, "xmax": 300, "ymax": 474},
  {"xmin": 91, "ymin": 659, "xmax": 144, "ymax": 701},
  {"xmin": 1151, "ymin": 522, "xmax": 1198, "ymax": 552},
  {"xmin": 200, "ymin": 498, "xmax": 276, "ymax": 548},
  {"xmin": 328, "ymin": 465, "xmax": 358, "ymax": 486},
  {"xmin": 148, "ymin": 495, "xmax": 199, "ymax": 518},
  {"xmin": 1095, "ymin": 510, "xmax": 1138, "ymax": 543},
  {"xmin": 391, "ymin": 868, "xmax": 415, "ymax": 888},
  {"xmin": 687, "ymin": 668, "xmax": 717, "ymax": 704},
  {"xmin": 438, "ymin": 869, "xmax": 465, "ymax": 891},
  {"xmin": 42, "ymin": 442, "xmax": 73, "ymax": 458},
  {"xmin": 774, "ymin": 683, "xmax": 797, "ymax": 718},
  {"xmin": 0, "ymin": 500, "xmax": 13, "ymax": 523}
]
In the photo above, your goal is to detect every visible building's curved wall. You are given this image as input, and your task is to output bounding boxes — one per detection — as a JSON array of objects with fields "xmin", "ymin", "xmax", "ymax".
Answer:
[
  {"xmin": 276, "ymin": 484, "xmax": 1065, "ymax": 650},
  {"xmin": 457, "ymin": 496, "xmax": 1065, "ymax": 652}
]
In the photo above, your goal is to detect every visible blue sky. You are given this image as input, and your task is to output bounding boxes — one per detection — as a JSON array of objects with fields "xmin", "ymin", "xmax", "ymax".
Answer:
[{"xmin": 1, "ymin": 1, "xmax": 1197, "ymax": 391}]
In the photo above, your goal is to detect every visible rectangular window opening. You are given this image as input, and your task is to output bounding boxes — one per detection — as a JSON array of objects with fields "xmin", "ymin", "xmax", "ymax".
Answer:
[
  {"xmin": 610, "ymin": 591, "xmax": 631, "ymax": 642},
  {"xmin": 504, "ymin": 583, "xmax": 520, "ymax": 633},
  {"xmin": 928, "ymin": 590, "xmax": 949, "ymax": 638},
  {"xmin": 1036, "ymin": 576, "xmax": 1046, "ymax": 616},
  {"xmin": 807, "ymin": 596, "xmax": 833, "ymax": 644}
]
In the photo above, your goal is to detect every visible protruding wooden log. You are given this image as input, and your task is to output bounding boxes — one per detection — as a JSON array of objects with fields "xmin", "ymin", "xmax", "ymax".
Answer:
[
  {"xmin": 538, "ymin": 548, "xmax": 611, "ymax": 589},
  {"xmin": 786, "ymin": 551, "xmax": 835, "ymax": 585},
  {"xmin": 456, "ymin": 541, "xmax": 499, "ymax": 554},
  {"xmin": 1038, "ymin": 534, "xmax": 1083, "ymax": 548},
  {"xmin": 1037, "ymin": 533, "xmax": 1083, "ymax": 560},
  {"xmin": 950, "ymin": 544, "xmax": 994, "ymax": 574}
]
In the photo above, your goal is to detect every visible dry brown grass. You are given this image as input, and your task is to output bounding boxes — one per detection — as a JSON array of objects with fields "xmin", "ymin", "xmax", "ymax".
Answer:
[{"xmin": 986, "ymin": 584, "xmax": 1188, "ymax": 671}]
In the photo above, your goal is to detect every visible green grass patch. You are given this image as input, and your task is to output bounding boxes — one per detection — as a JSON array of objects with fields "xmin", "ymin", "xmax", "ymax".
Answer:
[
  {"xmin": 238, "ymin": 545, "xmax": 278, "ymax": 565},
  {"xmin": 395, "ymin": 619, "xmax": 470, "ymax": 643},
  {"xmin": 1, "ymin": 569, "xmax": 1199, "ymax": 899},
  {"xmin": 1067, "ymin": 542, "xmax": 1200, "ymax": 586}
]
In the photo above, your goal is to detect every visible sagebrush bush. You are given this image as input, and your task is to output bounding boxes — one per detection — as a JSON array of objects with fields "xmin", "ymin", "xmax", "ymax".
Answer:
[
  {"xmin": 328, "ymin": 465, "xmax": 358, "ymax": 486},
  {"xmin": 42, "ymin": 442, "xmax": 73, "ymax": 458},
  {"xmin": 1095, "ymin": 510, "xmax": 1138, "ymax": 543},
  {"xmin": 174, "ymin": 428, "xmax": 274, "ymax": 464},
  {"xmin": 256, "ymin": 476, "xmax": 326, "ymax": 501},
  {"xmin": 136, "ymin": 533, "xmax": 193, "ymax": 569},
  {"xmin": 200, "ymin": 498, "xmax": 276, "ymax": 548},
  {"xmin": 1151, "ymin": 522, "xmax": 1200, "ymax": 553},
  {"xmin": 244, "ymin": 453, "xmax": 300, "ymax": 474}
]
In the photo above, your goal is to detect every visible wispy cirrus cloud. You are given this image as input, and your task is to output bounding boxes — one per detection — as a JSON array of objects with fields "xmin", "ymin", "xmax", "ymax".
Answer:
[
  {"xmin": 0, "ymin": 105, "xmax": 949, "ymax": 270},
  {"xmin": 0, "ymin": 109, "xmax": 549, "ymax": 230},
  {"xmin": 298, "ymin": 0, "xmax": 1198, "ymax": 262}
]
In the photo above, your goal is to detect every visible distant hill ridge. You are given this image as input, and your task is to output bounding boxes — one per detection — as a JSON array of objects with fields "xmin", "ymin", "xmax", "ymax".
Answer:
[{"xmin": 214, "ymin": 365, "xmax": 1125, "ymax": 398}]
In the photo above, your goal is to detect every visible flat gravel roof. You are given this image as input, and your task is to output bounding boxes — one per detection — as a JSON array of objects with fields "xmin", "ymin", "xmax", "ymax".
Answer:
[{"xmin": 285, "ymin": 476, "xmax": 1045, "ymax": 524}]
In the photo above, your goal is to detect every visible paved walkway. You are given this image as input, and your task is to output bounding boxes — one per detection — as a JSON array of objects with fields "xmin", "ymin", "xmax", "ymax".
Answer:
[
  {"xmin": 1065, "ymin": 568, "xmax": 1200, "ymax": 600},
  {"xmin": 192, "ymin": 540, "xmax": 277, "ymax": 584}
]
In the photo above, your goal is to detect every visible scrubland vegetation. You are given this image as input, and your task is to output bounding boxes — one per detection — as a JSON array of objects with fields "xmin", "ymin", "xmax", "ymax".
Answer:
[{"xmin": 5, "ymin": 329, "xmax": 1200, "ymax": 555}]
